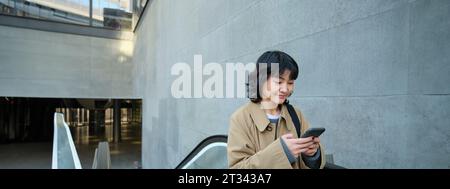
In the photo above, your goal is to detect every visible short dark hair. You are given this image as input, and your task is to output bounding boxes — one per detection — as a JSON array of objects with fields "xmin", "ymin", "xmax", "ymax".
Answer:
[{"xmin": 247, "ymin": 51, "xmax": 299, "ymax": 103}]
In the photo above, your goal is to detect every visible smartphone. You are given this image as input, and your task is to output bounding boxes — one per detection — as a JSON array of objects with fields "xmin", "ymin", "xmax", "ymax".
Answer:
[{"xmin": 300, "ymin": 127, "xmax": 325, "ymax": 138}]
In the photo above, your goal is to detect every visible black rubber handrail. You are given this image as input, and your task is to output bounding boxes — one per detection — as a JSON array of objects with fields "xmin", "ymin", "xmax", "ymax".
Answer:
[{"xmin": 175, "ymin": 135, "xmax": 228, "ymax": 169}]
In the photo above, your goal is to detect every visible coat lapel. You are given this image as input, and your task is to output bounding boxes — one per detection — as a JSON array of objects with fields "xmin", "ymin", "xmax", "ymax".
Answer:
[{"xmin": 248, "ymin": 102, "xmax": 270, "ymax": 132}]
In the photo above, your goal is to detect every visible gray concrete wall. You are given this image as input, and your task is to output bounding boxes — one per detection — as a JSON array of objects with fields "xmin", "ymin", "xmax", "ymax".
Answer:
[
  {"xmin": 0, "ymin": 25, "xmax": 135, "ymax": 98},
  {"xmin": 134, "ymin": 0, "xmax": 450, "ymax": 168}
]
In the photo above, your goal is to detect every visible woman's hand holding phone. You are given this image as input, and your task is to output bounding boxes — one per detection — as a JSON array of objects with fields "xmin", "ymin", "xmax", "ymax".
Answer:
[{"xmin": 281, "ymin": 133, "xmax": 320, "ymax": 158}]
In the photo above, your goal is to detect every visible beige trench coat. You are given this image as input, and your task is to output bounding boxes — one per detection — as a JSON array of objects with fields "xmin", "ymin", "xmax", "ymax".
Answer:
[{"xmin": 227, "ymin": 102, "xmax": 326, "ymax": 169}]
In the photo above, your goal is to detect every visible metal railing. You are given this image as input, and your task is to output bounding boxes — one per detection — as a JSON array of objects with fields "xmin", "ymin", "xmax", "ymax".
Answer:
[
  {"xmin": 52, "ymin": 112, "xmax": 82, "ymax": 169},
  {"xmin": 52, "ymin": 112, "xmax": 113, "ymax": 169},
  {"xmin": 92, "ymin": 141, "xmax": 111, "ymax": 169}
]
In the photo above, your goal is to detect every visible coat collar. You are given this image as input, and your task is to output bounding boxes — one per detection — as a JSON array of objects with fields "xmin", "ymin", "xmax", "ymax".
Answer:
[
  {"xmin": 249, "ymin": 102, "xmax": 293, "ymax": 133},
  {"xmin": 248, "ymin": 102, "xmax": 270, "ymax": 132}
]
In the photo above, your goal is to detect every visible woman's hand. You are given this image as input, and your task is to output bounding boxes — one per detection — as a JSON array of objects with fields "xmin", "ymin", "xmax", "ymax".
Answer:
[
  {"xmin": 302, "ymin": 137, "xmax": 320, "ymax": 156},
  {"xmin": 281, "ymin": 133, "xmax": 319, "ymax": 158}
]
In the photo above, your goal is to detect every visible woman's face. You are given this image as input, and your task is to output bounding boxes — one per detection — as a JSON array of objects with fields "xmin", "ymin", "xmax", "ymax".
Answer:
[{"xmin": 262, "ymin": 70, "xmax": 295, "ymax": 105}]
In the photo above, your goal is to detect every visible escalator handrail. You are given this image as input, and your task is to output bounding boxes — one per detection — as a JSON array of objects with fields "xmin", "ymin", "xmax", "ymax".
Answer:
[{"xmin": 175, "ymin": 135, "xmax": 227, "ymax": 169}]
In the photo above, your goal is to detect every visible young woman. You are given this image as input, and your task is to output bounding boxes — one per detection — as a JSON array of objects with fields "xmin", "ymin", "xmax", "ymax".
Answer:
[{"xmin": 227, "ymin": 51, "xmax": 325, "ymax": 169}]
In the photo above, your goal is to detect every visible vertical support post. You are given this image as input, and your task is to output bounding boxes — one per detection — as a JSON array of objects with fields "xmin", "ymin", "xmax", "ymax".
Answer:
[
  {"xmin": 113, "ymin": 99, "xmax": 121, "ymax": 143},
  {"xmin": 89, "ymin": 0, "xmax": 93, "ymax": 26}
]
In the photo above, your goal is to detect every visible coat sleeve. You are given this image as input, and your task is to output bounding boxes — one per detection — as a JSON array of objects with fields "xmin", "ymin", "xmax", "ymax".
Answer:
[
  {"xmin": 227, "ymin": 115, "xmax": 292, "ymax": 169},
  {"xmin": 297, "ymin": 109, "xmax": 326, "ymax": 169}
]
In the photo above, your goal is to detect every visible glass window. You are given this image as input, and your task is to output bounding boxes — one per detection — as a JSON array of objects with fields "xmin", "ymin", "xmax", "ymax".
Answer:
[{"xmin": 0, "ymin": 0, "xmax": 148, "ymax": 31}]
